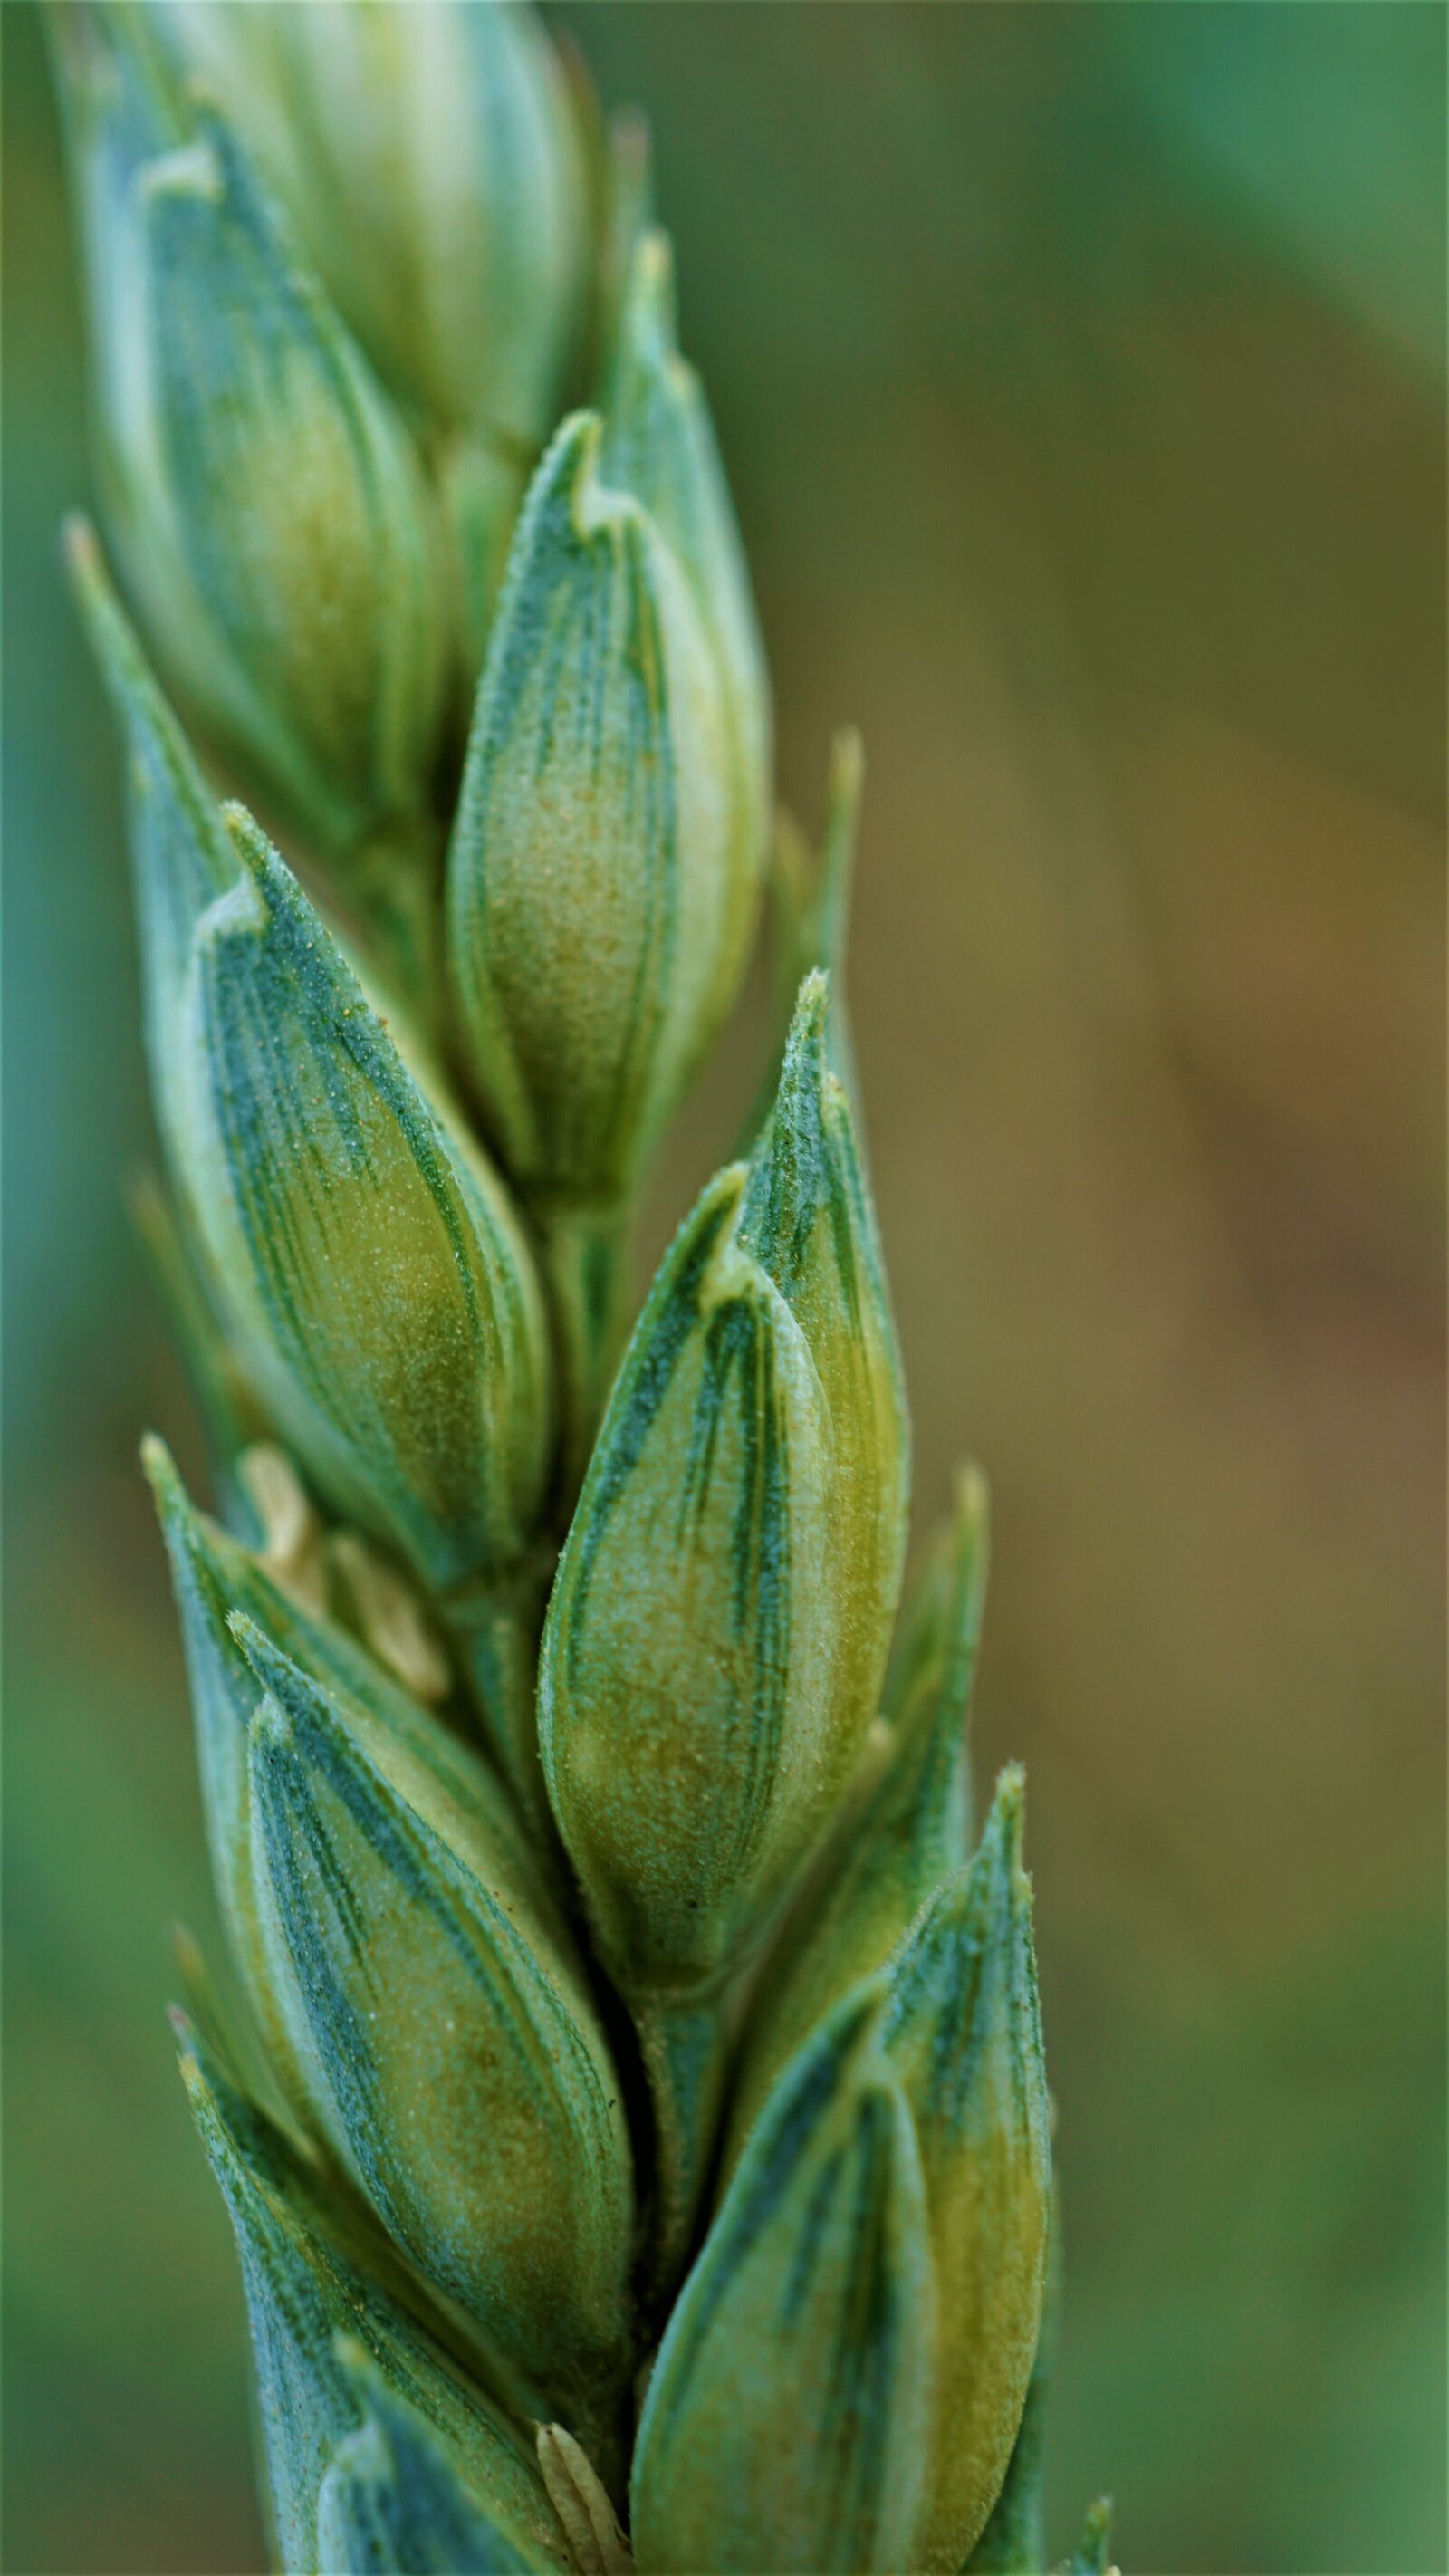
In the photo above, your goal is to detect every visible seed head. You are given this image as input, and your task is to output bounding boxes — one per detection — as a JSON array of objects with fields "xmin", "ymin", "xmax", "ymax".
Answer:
[
  {"xmin": 446, "ymin": 234, "xmax": 769, "ymax": 1215},
  {"xmin": 631, "ymin": 1984, "xmax": 935, "ymax": 2576},
  {"xmin": 881, "ymin": 1769, "xmax": 1053, "ymax": 2571},
  {"xmin": 237, "ymin": 1617, "xmax": 635, "ymax": 2415},
  {"xmin": 539, "ymin": 973, "xmax": 908, "ymax": 2006},
  {"xmin": 52, "ymin": 11, "xmax": 447, "ymax": 875},
  {"xmin": 162, "ymin": 804, "xmax": 552, "ymax": 1600},
  {"xmin": 161, "ymin": 0, "xmax": 587, "ymax": 457},
  {"xmin": 175, "ymin": 2003, "xmax": 572, "ymax": 2575},
  {"xmin": 156, "ymin": 0, "xmax": 589, "ymax": 671},
  {"xmin": 53, "ymin": 3, "xmax": 1106, "ymax": 2556}
]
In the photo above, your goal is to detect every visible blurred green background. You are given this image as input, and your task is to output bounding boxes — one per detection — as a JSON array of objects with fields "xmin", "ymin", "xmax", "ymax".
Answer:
[{"xmin": 4, "ymin": 5, "xmax": 1444, "ymax": 2571}]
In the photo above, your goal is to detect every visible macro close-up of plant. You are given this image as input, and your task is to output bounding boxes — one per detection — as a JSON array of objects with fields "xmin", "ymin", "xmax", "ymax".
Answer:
[
  {"xmin": 44, "ymin": 4, "xmax": 1118, "ymax": 2571},
  {"xmin": 13, "ymin": 4, "xmax": 1444, "ymax": 2574}
]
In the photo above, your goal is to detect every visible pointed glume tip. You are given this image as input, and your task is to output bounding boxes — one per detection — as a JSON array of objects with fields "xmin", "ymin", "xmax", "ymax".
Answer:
[
  {"xmin": 785, "ymin": 966, "xmax": 831, "ymax": 1053},
  {"xmin": 139, "ymin": 1428, "xmax": 178, "ymax": 1492},
  {"xmin": 986, "ymin": 1763, "xmax": 1028, "ymax": 1870}
]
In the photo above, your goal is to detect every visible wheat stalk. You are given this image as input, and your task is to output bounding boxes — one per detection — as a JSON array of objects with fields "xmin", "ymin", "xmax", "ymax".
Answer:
[{"xmin": 50, "ymin": 6, "xmax": 1115, "ymax": 2571}]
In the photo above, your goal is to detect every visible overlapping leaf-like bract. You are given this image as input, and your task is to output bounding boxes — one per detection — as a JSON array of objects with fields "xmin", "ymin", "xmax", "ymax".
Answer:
[
  {"xmin": 448, "ymin": 235, "xmax": 769, "ymax": 1216},
  {"xmin": 52, "ymin": 7, "xmax": 447, "ymax": 902},
  {"xmin": 446, "ymin": 222, "xmax": 772, "ymax": 1460},
  {"xmin": 541, "ymin": 972, "xmax": 907, "ymax": 2002},
  {"xmin": 70, "ymin": 526, "xmax": 552, "ymax": 1627},
  {"xmin": 144, "ymin": 1432, "xmax": 504, "ymax": 1986},
  {"xmin": 158, "ymin": 0, "xmax": 585, "ymax": 457},
  {"xmin": 58, "ymin": 4, "xmax": 1112, "ymax": 2569},
  {"xmin": 177, "ymin": 2008, "xmax": 574, "ymax": 2576},
  {"xmin": 538, "ymin": 970, "xmax": 908, "ymax": 2259},
  {"xmin": 179, "ymin": 809, "xmax": 552, "ymax": 1598},
  {"xmin": 629, "ymin": 1774, "xmax": 1051, "ymax": 2576},
  {"xmin": 631, "ymin": 1985, "xmax": 936, "ymax": 2576},
  {"xmin": 158, "ymin": 0, "xmax": 587, "ymax": 669},
  {"xmin": 241, "ymin": 1616, "xmax": 634, "ymax": 2428},
  {"xmin": 881, "ymin": 1773, "xmax": 1053, "ymax": 2571}
]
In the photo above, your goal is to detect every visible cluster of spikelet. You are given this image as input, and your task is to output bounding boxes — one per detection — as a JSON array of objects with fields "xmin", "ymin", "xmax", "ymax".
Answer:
[{"xmin": 51, "ymin": 6, "xmax": 1114, "ymax": 2572}]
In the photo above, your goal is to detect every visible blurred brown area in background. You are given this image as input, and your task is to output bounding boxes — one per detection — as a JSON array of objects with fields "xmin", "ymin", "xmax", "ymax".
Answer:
[{"xmin": 4, "ymin": 5, "xmax": 1444, "ymax": 2571}]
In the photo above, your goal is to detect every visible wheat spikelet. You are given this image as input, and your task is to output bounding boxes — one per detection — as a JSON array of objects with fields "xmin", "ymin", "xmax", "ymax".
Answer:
[{"xmin": 51, "ymin": 7, "xmax": 1115, "ymax": 2569}]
